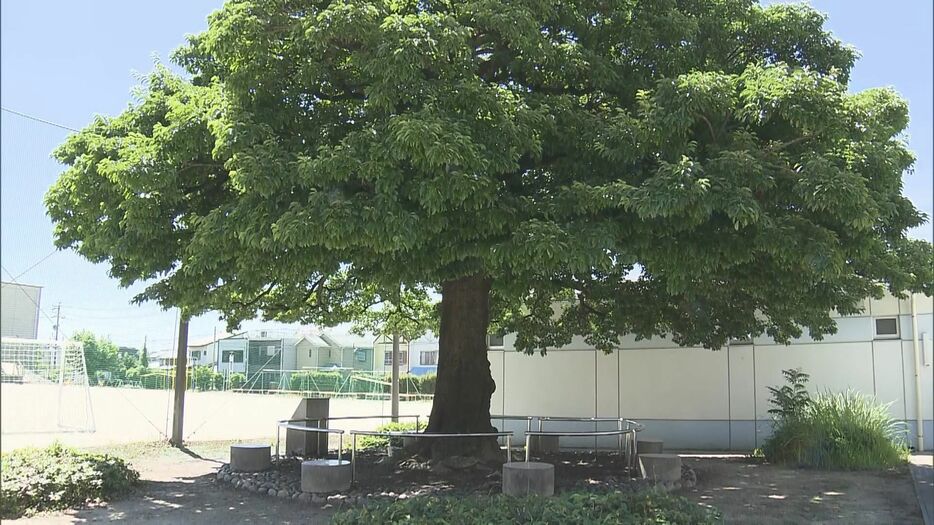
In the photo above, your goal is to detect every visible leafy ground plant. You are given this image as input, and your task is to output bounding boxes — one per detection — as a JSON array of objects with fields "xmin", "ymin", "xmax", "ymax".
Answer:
[
  {"xmin": 356, "ymin": 421, "xmax": 427, "ymax": 451},
  {"xmin": 0, "ymin": 443, "xmax": 139, "ymax": 519},
  {"xmin": 763, "ymin": 369, "xmax": 909, "ymax": 469},
  {"xmin": 332, "ymin": 491, "xmax": 720, "ymax": 525}
]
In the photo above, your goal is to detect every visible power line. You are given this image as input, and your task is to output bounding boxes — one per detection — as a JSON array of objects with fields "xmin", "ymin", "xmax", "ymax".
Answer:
[
  {"xmin": 12, "ymin": 249, "xmax": 58, "ymax": 280},
  {"xmin": 1, "ymin": 265, "xmax": 57, "ymax": 327},
  {"xmin": 1, "ymin": 107, "xmax": 79, "ymax": 132}
]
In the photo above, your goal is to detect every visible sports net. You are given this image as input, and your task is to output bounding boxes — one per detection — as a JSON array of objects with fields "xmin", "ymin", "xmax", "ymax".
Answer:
[{"xmin": 1, "ymin": 338, "xmax": 95, "ymax": 433}]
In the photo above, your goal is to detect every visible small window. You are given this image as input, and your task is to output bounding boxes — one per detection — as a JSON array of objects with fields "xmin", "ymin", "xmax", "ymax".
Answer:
[
  {"xmin": 487, "ymin": 332, "xmax": 505, "ymax": 348},
  {"xmin": 355, "ymin": 349, "xmax": 367, "ymax": 362},
  {"xmin": 384, "ymin": 350, "xmax": 408, "ymax": 366},
  {"xmin": 222, "ymin": 350, "xmax": 244, "ymax": 363},
  {"xmin": 190, "ymin": 350, "xmax": 201, "ymax": 360},
  {"xmin": 875, "ymin": 318, "xmax": 899, "ymax": 338},
  {"xmin": 266, "ymin": 346, "xmax": 277, "ymax": 356},
  {"xmin": 420, "ymin": 350, "xmax": 438, "ymax": 366}
]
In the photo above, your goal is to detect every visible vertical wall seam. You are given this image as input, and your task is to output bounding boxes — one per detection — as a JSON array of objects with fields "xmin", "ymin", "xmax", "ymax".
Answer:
[
  {"xmin": 752, "ymin": 344, "xmax": 758, "ymax": 450},
  {"xmin": 727, "ymin": 345, "xmax": 732, "ymax": 450},
  {"xmin": 871, "ymin": 340, "xmax": 877, "ymax": 397}
]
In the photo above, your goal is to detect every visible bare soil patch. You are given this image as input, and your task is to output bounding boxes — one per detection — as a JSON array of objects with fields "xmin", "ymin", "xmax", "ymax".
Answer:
[{"xmin": 679, "ymin": 456, "xmax": 922, "ymax": 524}]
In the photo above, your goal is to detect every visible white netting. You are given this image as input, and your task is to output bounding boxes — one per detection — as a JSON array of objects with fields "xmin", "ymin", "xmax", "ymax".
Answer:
[{"xmin": 1, "ymin": 338, "xmax": 95, "ymax": 433}]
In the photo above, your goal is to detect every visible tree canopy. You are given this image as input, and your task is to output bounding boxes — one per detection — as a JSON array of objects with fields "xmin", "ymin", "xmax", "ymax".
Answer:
[{"xmin": 48, "ymin": 0, "xmax": 932, "ymax": 447}]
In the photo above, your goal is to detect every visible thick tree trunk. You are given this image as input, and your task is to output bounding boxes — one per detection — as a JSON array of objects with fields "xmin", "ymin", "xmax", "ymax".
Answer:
[{"xmin": 423, "ymin": 275, "xmax": 499, "ymax": 461}]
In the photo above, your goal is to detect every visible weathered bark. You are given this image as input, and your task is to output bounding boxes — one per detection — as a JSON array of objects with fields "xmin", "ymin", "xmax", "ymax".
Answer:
[{"xmin": 423, "ymin": 275, "xmax": 500, "ymax": 461}]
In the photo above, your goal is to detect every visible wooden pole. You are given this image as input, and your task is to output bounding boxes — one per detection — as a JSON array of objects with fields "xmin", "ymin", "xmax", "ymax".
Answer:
[
  {"xmin": 170, "ymin": 315, "xmax": 189, "ymax": 447},
  {"xmin": 391, "ymin": 332, "xmax": 400, "ymax": 423}
]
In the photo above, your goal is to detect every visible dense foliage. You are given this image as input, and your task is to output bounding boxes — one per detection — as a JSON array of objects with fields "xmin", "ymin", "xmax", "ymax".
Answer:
[
  {"xmin": 0, "ymin": 443, "xmax": 139, "ymax": 519},
  {"xmin": 332, "ymin": 491, "xmax": 720, "ymax": 524},
  {"xmin": 356, "ymin": 420, "xmax": 426, "ymax": 451},
  {"xmin": 47, "ymin": 0, "xmax": 932, "ymax": 442},
  {"xmin": 763, "ymin": 369, "xmax": 908, "ymax": 469}
]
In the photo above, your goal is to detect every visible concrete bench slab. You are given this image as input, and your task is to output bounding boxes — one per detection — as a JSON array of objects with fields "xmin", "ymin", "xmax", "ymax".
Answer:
[
  {"xmin": 503, "ymin": 462, "xmax": 555, "ymax": 496},
  {"xmin": 637, "ymin": 438, "xmax": 664, "ymax": 455},
  {"xmin": 639, "ymin": 453, "xmax": 681, "ymax": 482},
  {"xmin": 301, "ymin": 459, "xmax": 352, "ymax": 493},
  {"xmin": 230, "ymin": 444, "xmax": 271, "ymax": 472}
]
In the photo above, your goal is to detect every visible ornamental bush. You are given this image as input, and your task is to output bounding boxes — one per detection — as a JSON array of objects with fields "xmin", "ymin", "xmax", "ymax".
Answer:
[
  {"xmin": 332, "ymin": 491, "xmax": 720, "ymax": 525},
  {"xmin": 0, "ymin": 443, "xmax": 139, "ymax": 519},
  {"xmin": 356, "ymin": 420, "xmax": 426, "ymax": 451},
  {"xmin": 763, "ymin": 369, "xmax": 909, "ymax": 469},
  {"xmin": 228, "ymin": 372, "xmax": 246, "ymax": 389}
]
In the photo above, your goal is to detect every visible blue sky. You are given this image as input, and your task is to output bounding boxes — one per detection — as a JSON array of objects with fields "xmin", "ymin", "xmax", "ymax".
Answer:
[{"xmin": 1, "ymin": 1, "xmax": 931, "ymax": 349}]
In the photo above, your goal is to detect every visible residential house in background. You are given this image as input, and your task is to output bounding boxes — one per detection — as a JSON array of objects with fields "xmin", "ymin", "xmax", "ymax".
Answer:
[
  {"xmin": 372, "ymin": 334, "xmax": 411, "ymax": 375},
  {"xmin": 1, "ymin": 281, "xmax": 41, "ymax": 339}
]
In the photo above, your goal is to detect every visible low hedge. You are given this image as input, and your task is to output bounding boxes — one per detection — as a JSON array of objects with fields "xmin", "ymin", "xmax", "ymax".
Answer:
[
  {"xmin": 0, "ymin": 443, "xmax": 139, "ymax": 519},
  {"xmin": 332, "ymin": 491, "xmax": 720, "ymax": 525},
  {"xmin": 356, "ymin": 421, "xmax": 425, "ymax": 451}
]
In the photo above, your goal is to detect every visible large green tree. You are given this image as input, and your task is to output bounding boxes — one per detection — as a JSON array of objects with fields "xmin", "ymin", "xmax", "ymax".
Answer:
[{"xmin": 48, "ymin": 0, "xmax": 931, "ymax": 458}]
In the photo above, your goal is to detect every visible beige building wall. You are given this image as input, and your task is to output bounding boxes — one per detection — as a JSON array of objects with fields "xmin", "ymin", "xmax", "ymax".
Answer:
[{"xmin": 492, "ymin": 292, "xmax": 934, "ymax": 450}]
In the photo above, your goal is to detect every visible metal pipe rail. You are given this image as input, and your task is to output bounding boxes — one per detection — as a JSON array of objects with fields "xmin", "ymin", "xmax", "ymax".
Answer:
[
  {"xmin": 348, "ymin": 430, "xmax": 515, "ymax": 482},
  {"xmin": 523, "ymin": 429, "xmax": 636, "ymax": 462},
  {"xmin": 275, "ymin": 423, "xmax": 346, "ymax": 462},
  {"xmin": 274, "ymin": 414, "xmax": 424, "ymax": 462},
  {"xmin": 490, "ymin": 415, "xmax": 534, "ymax": 433}
]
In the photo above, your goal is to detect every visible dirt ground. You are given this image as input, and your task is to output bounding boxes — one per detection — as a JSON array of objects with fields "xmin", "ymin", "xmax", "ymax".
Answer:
[
  {"xmin": 6, "ymin": 445, "xmax": 925, "ymax": 524},
  {"xmin": 680, "ymin": 455, "xmax": 923, "ymax": 524},
  {"xmin": 1, "ymin": 384, "xmax": 432, "ymax": 451},
  {"xmin": 10, "ymin": 441, "xmax": 337, "ymax": 524}
]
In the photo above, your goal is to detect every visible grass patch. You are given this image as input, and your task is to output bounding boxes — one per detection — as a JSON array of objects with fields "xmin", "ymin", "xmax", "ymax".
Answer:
[
  {"xmin": 763, "ymin": 369, "xmax": 909, "ymax": 469},
  {"xmin": 0, "ymin": 443, "xmax": 139, "ymax": 519},
  {"xmin": 333, "ymin": 491, "xmax": 720, "ymax": 524}
]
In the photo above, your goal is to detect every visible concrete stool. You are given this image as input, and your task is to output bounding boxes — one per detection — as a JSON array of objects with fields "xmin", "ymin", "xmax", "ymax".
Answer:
[
  {"xmin": 301, "ymin": 459, "xmax": 352, "ymax": 493},
  {"xmin": 639, "ymin": 453, "xmax": 681, "ymax": 482},
  {"xmin": 230, "ymin": 444, "xmax": 271, "ymax": 472},
  {"xmin": 529, "ymin": 435, "xmax": 560, "ymax": 454},
  {"xmin": 637, "ymin": 438, "xmax": 664, "ymax": 455},
  {"xmin": 503, "ymin": 462, "xmax": 555, "ymax": 496}
]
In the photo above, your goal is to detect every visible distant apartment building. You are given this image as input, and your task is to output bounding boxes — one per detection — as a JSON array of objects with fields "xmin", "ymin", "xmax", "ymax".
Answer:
[{"xmin": 1, "ymin": 281, "xmax": 41, "ymax": 339}]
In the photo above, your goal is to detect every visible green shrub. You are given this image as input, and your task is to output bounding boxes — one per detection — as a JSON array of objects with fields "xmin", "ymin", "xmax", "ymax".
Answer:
[
  {"xmin": 763, "ymin": 369, "xmax": 909, "ymax": 469},
  {"xmin": 357, "ymin": 420, "xmax": 426, "ymax": 451},
  {"xmin": 228, "ymin": 373, "xmax": 246, "ymax": 389},
  {"xmin": 290, "ymin": 371, "xmax": 344, "ymax": 392},
  {"xmin": 332, "ymin": 491, "xmax": 720, "ymax": 525},
  {"xmin": 139, "ymin": 372, "xmax": 171, "ymax": 389},
  {"xmin": 0, "ymin": 443, "xmax": 139, "ymax": 519}
]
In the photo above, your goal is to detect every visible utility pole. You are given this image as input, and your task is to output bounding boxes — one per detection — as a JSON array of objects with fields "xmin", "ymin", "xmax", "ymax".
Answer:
[
  {"xmin": 53, "ymin": 302, "xmax": 62, "ymax": 341},
  {"xmin": 391, "ymin": 331, "xmax": 400, "ymax": 423},
  {"xmin": 170, "ymin": 313, "xmax": 189, "ymax": 447}
]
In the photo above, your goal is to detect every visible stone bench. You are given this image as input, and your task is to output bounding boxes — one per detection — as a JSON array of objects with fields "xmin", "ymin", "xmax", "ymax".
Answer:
[
  {"xmin": 503, "ymin": 462, "xmax": 555, "ymax": 496},
  {"xmin": 637, "ymin": 438, "xmax": 664, "ymax": 455},
  {"xmin": 638, "ymin": 453, "xmax": 681, "ymax": 482},
  {"xmin": 301, "ymin": 459, "xmax": 352, "ymax": 493},
  {"xmin": 230, "ymin": 444, "xmax": 271, "ymax": 472}
]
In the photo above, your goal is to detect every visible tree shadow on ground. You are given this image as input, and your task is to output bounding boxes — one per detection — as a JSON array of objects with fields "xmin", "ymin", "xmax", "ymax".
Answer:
[
  {"xmin": 63, "ymin": 472, "xmax": 334, "ymax": 524},
  {"xmin": 680, "ymin": 456, "xmax": 921, "ymax": 525}
]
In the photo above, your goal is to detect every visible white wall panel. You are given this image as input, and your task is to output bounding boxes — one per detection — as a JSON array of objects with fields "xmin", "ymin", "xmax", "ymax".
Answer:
[
  {"xmin": 596, "ymin": 350, "xmax": 619, "ymax": 417},
  {"xmin": 872, "ymin": 340, "xmax": 907, "ymax": 419},
  {"xmin": 489, "ymin": 350, "xmax": 505, "ymax": 416},
  {"xmin": 618, "ymin": 348, "xmax": 728, "ymax": 420},
  {"xmin": 754, "ymin": 342, "xmax": 874, "ymax": 418},
  {"xmin": 502, "ymin": 350, "xmax": 596, "ymax": 418}
]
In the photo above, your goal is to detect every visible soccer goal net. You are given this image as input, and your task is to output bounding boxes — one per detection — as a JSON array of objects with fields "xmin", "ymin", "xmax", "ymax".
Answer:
[{"xmin": 1, "ymin": 338, "xmax": 95, "ymax": 434}]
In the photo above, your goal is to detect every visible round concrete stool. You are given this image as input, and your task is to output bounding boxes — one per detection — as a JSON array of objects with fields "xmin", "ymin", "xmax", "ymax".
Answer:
[
  {"xmin": 637, "ymin": 438, "xmax": 664, "ymax": 455},
  {"xmin": 230, "ymin": 444, "xmax": 271, "ymax": 472},
  {"xmin": 638, "ymin": 453, "xmax": 681, "ymax": 482},
  {"xmin": 301, "ymin": 459, "xmax": 352, "ymax": 493},
  {"xmin": 503, "ymin": 462, "xmax": 555, "ymax": 496}
]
